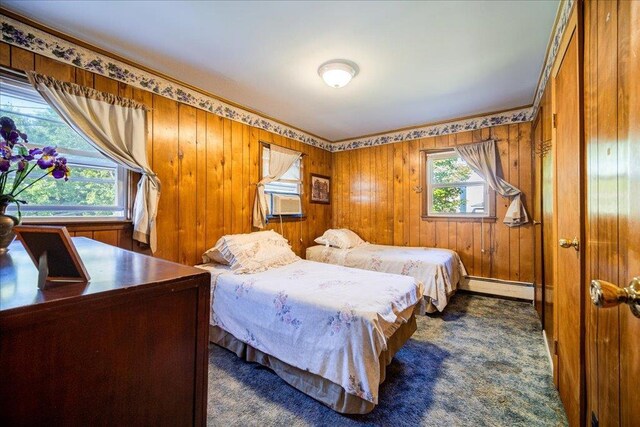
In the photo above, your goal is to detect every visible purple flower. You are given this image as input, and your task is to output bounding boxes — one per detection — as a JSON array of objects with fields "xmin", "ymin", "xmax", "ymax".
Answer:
[
  {"xmin": 37, "ymin": 146, "xmax": 58, "ymax": 169},
  {"xmin": 42, "ymin": 146, "xmax": 57, "ymax": 156},
  {"xmin": 23, "ymin": 148, "xmax": 42, "ymax": 161},
  {"xmin": 1, "ymin": 116, "xmax": 28, "ymax": 149},
  {"xmin": 51, "ymin": 157, "xmax": 69, "ymax": 180},
  {"xmin": 0, "ymin": 117, "xmax": 17, "ymax": 145},
  {"xmin": 0, "ymin": 116, "xmax": 71, "ymax": 218},
  {"xmin": 0, "ymin": 116, "xmax": 16, "ymax": 131},
  {"xmin": 0, "ymin": 142, "xmax": 10, "ymax": 159},
  {"xmin": 7, "ymin": 130, "xmax": 20, "ymax": 144}
]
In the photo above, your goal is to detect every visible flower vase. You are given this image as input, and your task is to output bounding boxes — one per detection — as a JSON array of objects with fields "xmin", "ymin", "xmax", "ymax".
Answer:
[{"xmin": 0, "ymin": 203, "xmax": 19, "ymax": 253}]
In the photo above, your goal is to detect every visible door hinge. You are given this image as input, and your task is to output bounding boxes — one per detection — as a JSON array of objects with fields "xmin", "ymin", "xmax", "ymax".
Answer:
[
  {"xmin": 552, "ymin": 113, "xmax": 557, "ymax": 129},
  {"xmin": 554, "ymin": 340, "xmax": 558, "ymax": 355}
]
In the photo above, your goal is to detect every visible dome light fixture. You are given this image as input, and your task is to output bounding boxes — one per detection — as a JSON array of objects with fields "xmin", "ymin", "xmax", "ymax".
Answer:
[{"xmin": 318, "ymin": 60, "xmax": 359, "ymax": 88}]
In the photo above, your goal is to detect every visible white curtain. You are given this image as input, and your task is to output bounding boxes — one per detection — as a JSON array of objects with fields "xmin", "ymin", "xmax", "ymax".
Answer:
[
  {"xmin": 27, "ymin": 72, "xmax": 161, "ymax": 251},
  {"xmin": 252, "ymin": 144, "xmax": 301, "ymax": 228},
  {"xmin": 454, "ymin": 140, "xmax": 528, "ymax": 227}
]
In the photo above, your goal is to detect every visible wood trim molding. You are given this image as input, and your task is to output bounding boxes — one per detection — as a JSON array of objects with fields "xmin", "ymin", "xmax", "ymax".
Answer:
[
  {"xmin": 421, "ymin": 216, "xmax": 497, "ymax": 223},
  {"xmin": 266, "ymin": 215, "xmax": 306, "ymax": 223},
  {"xmin": 531, "ymin": 0, "xmax": 577, "ymax": 117},
  {"xmin": 551, "ymin": 8, "xmax": 578, "ymax": 78},
  {"xmin": 542, "ymin": 330, "xmax": 554, "ymax": 372},
  {"xmin": 531, "ymin": 1, "xmax": 565, "ymax": 111}
]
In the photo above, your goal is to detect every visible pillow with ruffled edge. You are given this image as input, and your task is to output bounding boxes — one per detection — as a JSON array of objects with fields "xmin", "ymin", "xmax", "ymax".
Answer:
[
  {"xmin": 202, "ymin": 230, "xmax": 290, "ymax": 265},
  {"xmin": 202, "ymin": 246, "xmax": 229, "ymax": 264},
  {"xmin": 225, "ymin": 237, "xmax": 299, "ymax": 274}
]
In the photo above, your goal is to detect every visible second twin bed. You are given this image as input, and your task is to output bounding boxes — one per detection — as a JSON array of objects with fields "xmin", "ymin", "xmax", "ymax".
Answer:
[{"xmin": 307, "ymin": 229, "xmax": 467, "ymax": 312}]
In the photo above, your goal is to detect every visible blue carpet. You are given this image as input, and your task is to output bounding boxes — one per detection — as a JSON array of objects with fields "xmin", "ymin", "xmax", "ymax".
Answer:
[{"xmin": 207, "ymin": 293, "xmax": 567, "ymax": 426}]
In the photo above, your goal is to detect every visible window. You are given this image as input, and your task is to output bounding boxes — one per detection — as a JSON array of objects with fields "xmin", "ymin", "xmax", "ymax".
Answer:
[
  {"xmin": 1, "ymin": 75, "xmax": 127, "ymax": 219},
  {"xmin": 424, "ymin": 150, "xmax": 493, "ymax": 218},
  {"xmin": 262, "ymin": 145, "xmax": 302, "ymax": 195},
  {"xmin": 261, "ymin": 144, "xmax": 303, "ymax": 216}
]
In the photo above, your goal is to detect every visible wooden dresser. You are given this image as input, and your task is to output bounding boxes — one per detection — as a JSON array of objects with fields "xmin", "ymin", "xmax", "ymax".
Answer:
[{"xmin": 0, "ymin": 237, "xmax": 211, "ymax": 426}]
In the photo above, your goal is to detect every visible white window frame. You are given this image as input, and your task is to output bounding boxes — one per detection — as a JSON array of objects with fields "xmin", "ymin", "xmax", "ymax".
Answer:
[
  {"xmin": 1, "ymin": 73, "xmax": 129, "ymax": 222},
  {"xmin": 425, "ymin": 150, "xmax": 492, "ymax": 219}
]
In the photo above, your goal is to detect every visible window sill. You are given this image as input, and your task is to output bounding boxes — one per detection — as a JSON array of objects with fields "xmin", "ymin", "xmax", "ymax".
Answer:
[
  {"xmin": 18, "ymin": 218, "xmax": 132, "ymax": 230},
  {"xmin": 20, "ymin": 217, "xmax": 130, "ymax": 224},
  {"xmin": 421, "ymin": 215, "xmax": 497, "ymax": 223},
  {"xmin": 267, "ymin": 215, "xmax": 306, "ymax": 223}
]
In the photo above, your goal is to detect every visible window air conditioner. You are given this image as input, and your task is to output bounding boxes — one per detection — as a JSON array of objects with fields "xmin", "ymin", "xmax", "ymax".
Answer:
[{"xmin": 271, "ymin": 194, "xmax": 302, "ymax": 215}]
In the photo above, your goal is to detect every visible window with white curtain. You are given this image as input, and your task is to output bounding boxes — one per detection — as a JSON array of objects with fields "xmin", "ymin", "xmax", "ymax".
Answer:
[
  {"xmin": 425, "ymin": 150, "xmax": 493, "ymax": 218},
  {"xmin": 262, "ymin": 145, "xmax": 302, "ymax": 195},
  {"xmin": 1, "ymin": 75, "xmax": 127, "ymax": 219}
]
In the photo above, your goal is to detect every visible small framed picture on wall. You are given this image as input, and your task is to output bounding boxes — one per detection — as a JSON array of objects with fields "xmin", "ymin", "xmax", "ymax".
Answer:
[{"xmin": 310, "ymin": 174, "xmax": 330, "ymax": 204}]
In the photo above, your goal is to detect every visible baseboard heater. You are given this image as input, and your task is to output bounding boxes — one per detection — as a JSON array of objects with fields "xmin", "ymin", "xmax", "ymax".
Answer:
[{"xmin": 459, "ymin": 276, "xmax": 534, "ymax": 301}]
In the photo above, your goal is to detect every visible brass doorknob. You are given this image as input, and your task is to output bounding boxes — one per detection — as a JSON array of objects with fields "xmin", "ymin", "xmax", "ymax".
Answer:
[
  {"xmin": 559, "ymin": 237, "xmax": 579, "ymax": 251},
  {"xmin": 590, "ymin": 277, "xmax": 640, "ymax": 318}
]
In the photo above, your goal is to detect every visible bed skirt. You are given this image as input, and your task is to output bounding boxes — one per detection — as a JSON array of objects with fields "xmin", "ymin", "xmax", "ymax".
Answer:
[
  {"xmin": 424, "ymin": 289, "xmax": 457, "ymax": 313},
  {"xmin": 209, "ymin": 313, "xmax": 417, "ymax": 414}
]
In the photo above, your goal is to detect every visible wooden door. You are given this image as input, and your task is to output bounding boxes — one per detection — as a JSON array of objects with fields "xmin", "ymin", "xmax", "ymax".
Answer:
[
  {"xmin": 553, "ymin": 11, "xmax": 584, "ymax": 426},
  {"xmin": 542, "ymin": 114, "xmax": 556, "ymax": 381},
  {"xmin": 533, "ymin": 115, "xmax": 544, "ymax": 321},
  {"xmin": 584, "ymin": 1, "xmax": 640, "ymax": 426}
]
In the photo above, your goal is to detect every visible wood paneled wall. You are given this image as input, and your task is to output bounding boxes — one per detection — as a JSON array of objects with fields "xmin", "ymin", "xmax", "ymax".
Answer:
[
  {"xmin": 0, "ymin": 39, "xmax": 533, "ymax": 279},
  {"xmin": 0, "ymin": 42, "xmax": 332, "ymax": 265},
  {"xmin": 332, "ymin": 123, "xmax": 534, "ymax": 282},
  {"xmin": 65, "ymin": 222, "xmax": 134, "ymax": 249},
  {"xmin": 584, "ymin": 1, "xmax": 639, "ymax": 425}
]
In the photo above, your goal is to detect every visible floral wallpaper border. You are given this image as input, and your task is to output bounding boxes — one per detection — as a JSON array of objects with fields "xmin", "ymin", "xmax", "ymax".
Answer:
[
  {"xmin": 331, "ymin": 106, "xmax": 533, "ymax": 152},
  {"xmin": 1, "ymin": 6, "xmax": 570, "ymax": 153},
  {"xmin": 531, "ymin": 0, "xmax": 574, "ymax": 117}
]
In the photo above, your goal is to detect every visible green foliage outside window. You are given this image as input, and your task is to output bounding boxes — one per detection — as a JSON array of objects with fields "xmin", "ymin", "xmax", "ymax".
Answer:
[
  {"xmin": 1, "ymin": 104, "xmax": 120, "ymax": 217},
  {"xmin": 430, "ymin": 157, "xmax": 472, "ymax": 213}
]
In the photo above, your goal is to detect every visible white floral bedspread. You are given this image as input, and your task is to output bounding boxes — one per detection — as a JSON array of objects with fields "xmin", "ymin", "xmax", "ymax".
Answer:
[
  {"xmin": 306, "ymin": 244, "xmax": 467, "ymax": 312},
  {"xmin": 197, "ymin": 259, "xmax": 423, "ymax": 404}
]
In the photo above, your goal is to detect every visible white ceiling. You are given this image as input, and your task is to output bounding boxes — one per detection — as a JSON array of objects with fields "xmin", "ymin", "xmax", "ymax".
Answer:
[{"xmin": 3, "ymin": 1, "xmax": 559, "ymax": 141}]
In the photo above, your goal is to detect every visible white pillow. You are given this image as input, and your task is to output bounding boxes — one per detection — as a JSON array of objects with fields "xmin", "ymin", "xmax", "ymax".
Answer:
[
  {"xmin": 201, "ymin": 230, "xmax": 290, "ymax": 265},
  {"xmin": 226, "ymin": 237, "xmax": 299, "ymax": 274},
  {"xmin": 202, "ymin": 230, "xmax": 298, "ymax": 273},
  {"xmin": 314, "ymin": 229, "xmax": 365, "ymax": 249},
  {"xmin": 201, "ymin": 246, "xmax": 229, "ymax": 265}
]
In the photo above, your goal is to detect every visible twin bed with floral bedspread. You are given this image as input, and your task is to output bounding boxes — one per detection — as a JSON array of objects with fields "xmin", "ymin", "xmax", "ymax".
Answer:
[
  {"xmin": 307, "ymin": 229, "xmax": 468, "ymax": 312},
  {"xmin": 196, "ymin": 230, "xmax": 425, "ymax": 414}
]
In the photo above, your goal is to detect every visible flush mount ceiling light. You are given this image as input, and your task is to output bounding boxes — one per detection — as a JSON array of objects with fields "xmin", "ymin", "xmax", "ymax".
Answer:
[{"xmin": 318, "ymin": 60, "xmax": 359, "ymax": 88}]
